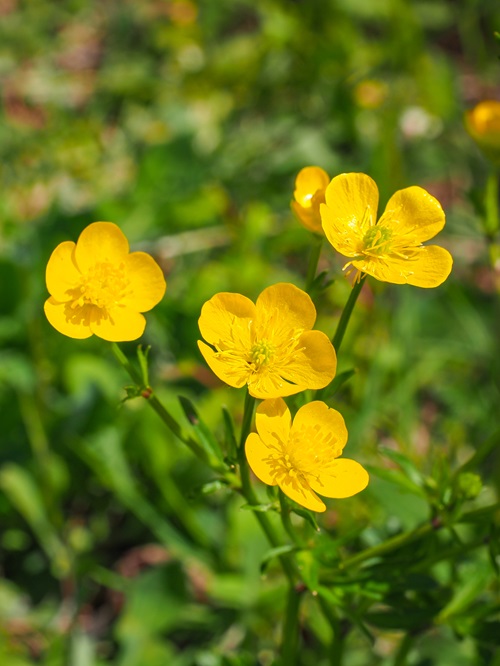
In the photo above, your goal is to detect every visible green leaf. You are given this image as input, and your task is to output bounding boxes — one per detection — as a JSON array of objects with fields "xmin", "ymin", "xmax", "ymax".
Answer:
[
  {"xmin": 378, "ymin": 447, "xmax": 424, "ymax": 487},
  {"xmin": 365, "ymin": 464, "xmax": 426, "ymax": 497},
  {"xmin": 179, "ymin": 395, "xmax": 224, "ymax": 464},
  {"xmin": 240, "ymin": 502, "xmax": 278, "ymax": 513},
  {"xmin": 0, "ymin": 464, "xmax": 71, "ymax": 577},
  {"xmin": 260, "ymin": 544, "xmax": 298, "ymax": 573},
  {"xmin": 221, "ymin": 405, "xmax": 238, "ymax": 461},
  {"xmin": 291, "ymin": 507, "xmax": 320, "ymax": 531},
  {"xmin": 365, "ymin": 608, "xmax": 435, "ymax": 630},
  {"xmin": 438, "ymin": 564, "xmax": 491, "ymax": 622},
  {"xmin": 137, "ymin": 344, "xmax": 151, "ymax": 387},
  {"xmin": 321, "ymin": 368, "xmax": 357, "ymax": 401}
]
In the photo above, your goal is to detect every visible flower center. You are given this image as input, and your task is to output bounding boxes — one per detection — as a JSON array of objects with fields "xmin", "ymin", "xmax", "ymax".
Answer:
[
  {"xmin": 72, "ymin": 261, "xmax": 130, "ymax": 310},
  {"xmin": 265, "ymin": 423, "xmax": 341, "ymax": 485},
  {"xmin": 362, "ymin": 225, "xmax": 393, "ymax": 256},
  {"xmin": 250, "ymin": 339, "xmax": 274, "ymax": 368}
]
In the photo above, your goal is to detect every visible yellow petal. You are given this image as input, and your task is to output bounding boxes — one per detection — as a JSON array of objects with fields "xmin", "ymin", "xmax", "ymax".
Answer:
[
  {"xmin": 321, "ymin": 173, "xmax": 379, "ymax": 256},
  {"xmin": 279, "ymin": 476, "xmax": 326, "ymax": 512},
  {"xmin": 89, "ymin": 306, "xmax": 146, "ymax": 341},
  {"xmin": 122, "ymin": 251, "xmax": 166, "ymax": 312},
  {"xmin": 248, "ymin": 371, "xmax": 308, "ymax": 399},
  {"xmin": 198, "ymin": 292, "xmax": 255, "ymax": 347},
  {"xmin": 197, "ymin": 340, "xmax": 249, "ymax": 389},
  {"xmin": 353, "ymin": 245, "xmax": 453, "ymax": 287},
  {"xmin": 293, "ymin": 166, "xmax": 330, "ymax": 207},
  {"xmin": 245, "ymin": 433, "xmax": 279, "ymax": 486},
  {"xmin": 291, "ymin": 200, "xmax": 323, "ymax": 234},
  {"xmin": 255, "ymin": 283, "xmax": 316, "ymax": 333},
  {"xmin": 309, "ymin": 459, "xmax": 369, "ymax": 498},
  {"xmin": 379, "ymin": 186, "xmax": 446, "ymax": 243},
  {"xmin": 255, "ymin": 398, "xmax": 292, "ymax": 450},
  {"xmin": 74, "ymin": 222, "xmax": 129, "ymax": 272},
  {"xmin": 291, "ymin": 400, "xmax": 347, "ymax": 455},
  {"xmin": 44, "ymin": 297, "xmax": 93, "ymax": 339},
  {"xmin": 45, "ymin": 241, "xmax": 81, "ymax": 302},
  {"xmin": 279, "ymin": 331, "xmax": 337, "ymax": 390}
]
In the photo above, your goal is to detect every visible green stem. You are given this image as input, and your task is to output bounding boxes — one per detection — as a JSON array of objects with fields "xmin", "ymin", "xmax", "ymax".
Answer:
[
  {"xmin": 332, "ymin": 278, "xmax": 364, "ymax": 353},
  {"xmin": 281, "ymin": 584, "xmax": 303, "ymax": 665},
  {"xmin": 305, "ymin": 237, "xmax": 323, "ymax": 292},
  {"xmin": 393, "ymin": 633, "xmax": 414, "ymax": 666},
  {"xmin": 111, "ymin": 343, "xmax": 220, "ymax": 469},
  {"xmin": 237, "ymin": 391, "xmax": 297, "ymax": 584},
  {"xmin": 317, "ymin": 596, "xmax": 345, "ymax": 666},
  {"xmin": 339, "ymin": 521, "xmax": 435, "ymax": 571},
  {"xmin": 279, "ymin": 491, "xmax": 301, "ymax": 545},
  {"xmin": 484, "ymin": 169, "xmax": 499, "ymax": 238}
]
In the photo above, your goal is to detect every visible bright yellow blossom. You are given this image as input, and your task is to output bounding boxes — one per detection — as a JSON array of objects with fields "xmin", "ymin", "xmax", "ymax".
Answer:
[
  {"xmin": 291, "ymin": 166, "xmax": 330, "ymax": 234},
  {"xmin": 320, "ymin": 173, "xmax": 453, "ymax": 287},
  {"xmin": 44, "ymin": 222, "xmax": 166, "ymax": 341},
  {"xmin": 198, "ymin": 283, "xmax": 337, "ymax": 399},
  {"xmin": 465, "ymin": 100, "xmax": 500, "ymax": 162},
  {"xmin": 246, "ymin": 398, "xmax": 368, "ymax": 512}
]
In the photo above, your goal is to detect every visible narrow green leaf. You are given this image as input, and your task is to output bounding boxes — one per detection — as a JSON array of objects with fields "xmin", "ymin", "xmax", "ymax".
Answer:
[
  {"xmin": 240, "ymin": 502, "xmax": 277, "ymax": 513},
  {"xmin": 260, "ymin": 544, "xmax": 298, "ymax": 573},
  {"xmin": 221, "ymin": 405, "xmax": 238, "ymax": 461},
  {"xmin": 179, "ymin": 395, "xmax": 224, "ymax": 463},
  {"xmin": 378, "ymin": 447, "xmax": 424, "ymax": 487},
  {"xmin": 291, "ymin": 507, "xmax": 320, "ymax": 531},
  {"xmin": 136, "ymin": 344, "xmax": 151, "ymax": 387}
]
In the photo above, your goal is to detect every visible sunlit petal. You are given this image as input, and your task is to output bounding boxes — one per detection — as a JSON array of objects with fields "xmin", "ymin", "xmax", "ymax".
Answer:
[
  {"xmin": 294, "ymin": 166, "xmax": 330, "ymax": 207},
  {"xmin": 74, "ymin": 222, "xmax": 129, "ymax": 272},
  {"xmin": 291, "ymin": 401, "xmax": 347, "ymax": 456},
  {"xmin": 309, "ymin": 459, "xmax": 369, "ymax": 498},
  {"xmin": 44, "ymin": 297, "xmax": 93, "ymax": 339},
  {"xmin": 245, "ymin": 433, "xmax": 279, "ymax": 486},
  {"xmin": 197, "ymin": 340, "xmax": 249, "ymax": 389},
  {"xmin": 279, "ymin": 331, "xmax": 337, "ymax": 390},
  {"xmin": 198, "ymin": 292, "xmax": 255, "ymax": 348},
  {"xmin": 379, "ymin": 186, "xmax": 446, "ymax": 242},
  {"xmin": 255, "ymin": 398, "xmax": 292, "ymax": 450},
  {"xmin": 279, "ymin": 477, "xmax": 326, "ymax": 512},
  {"xmin": 89, "ymin": 305, "xmax": 146, "ymax": 341},
  {"xmin": 353, "ymin": 245, "xmax": 453, "ymax": 287},
  {"xmin": 321, "ymin": 173, "xmax": 379, "ymax": 255},
  {"xmin": 122, "ymin": 251, "xmax": 167, "ymax": 312},
  {"xmin": 256, "ymin": 283, "xmax": 316, "ymax": 332},
  {"xmin": 45, "ymin": 241, "xmax": 81, "ymax": 302}
]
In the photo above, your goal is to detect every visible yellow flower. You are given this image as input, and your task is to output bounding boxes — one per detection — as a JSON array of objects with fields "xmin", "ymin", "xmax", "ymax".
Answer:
[
  {"xmin": 291, "ymin": 166, "xmax": 330, "ymax": 234},
  {"xmin": 320, "ymin": 173, "xmax": 453, "ymax": 287},
  {"xmin": 246, "ymin": 398, "xmax": 368, "ymax": 512},
  {"xmin": 198, "ymin": 283, "xmax": 337, "ymax": 399},
  {"xmin": 44, "ymin": 221, "xmax": 166, "ymax": 341},
  {"xmin": 465, "ymin": 100, "xmax": 500, "ymax": 161}
]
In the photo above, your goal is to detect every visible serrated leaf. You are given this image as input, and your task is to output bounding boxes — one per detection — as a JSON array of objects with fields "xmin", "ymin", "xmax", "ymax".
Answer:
[{"xmin": 260, "ymin": 544, "xmax": 298, "ymax": 573}]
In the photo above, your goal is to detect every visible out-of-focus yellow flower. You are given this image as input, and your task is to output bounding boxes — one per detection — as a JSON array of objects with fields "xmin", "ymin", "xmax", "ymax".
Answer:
[
  {"xmin": 465, "ymin": 100, "xmax": 500, "ymax": 161},
  {"xmin": 320, "ymin": 173, "xmax": 453, "ymax": 287},
  {"xmin": 354, "ymin": 80, "xmax": 388, "ymax": 110},
  {"xmin": 198, "ymin": 283, "xmax": 336, "ymax": 399},
  {"xmin": 291, "ymin": 166, "xmax": 330, "ymax": 234},
  {"xmin": 44, "ymin": 222, "xmax": 166, "ymax": 341},
  {"xmin": 246, "ymin": 398, "xmax": 368, "ymax": 512}
]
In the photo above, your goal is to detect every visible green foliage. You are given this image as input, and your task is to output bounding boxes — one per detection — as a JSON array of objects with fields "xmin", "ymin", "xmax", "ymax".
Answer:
[{"xmin": 1, "ymin": 0, "xmax": 500, "ymax": 664}]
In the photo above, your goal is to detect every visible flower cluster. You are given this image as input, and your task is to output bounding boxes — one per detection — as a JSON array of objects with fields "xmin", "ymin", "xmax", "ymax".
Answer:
[{"xmin": 45, "ymin": 166, "xmax": 453, "ymax": 512}]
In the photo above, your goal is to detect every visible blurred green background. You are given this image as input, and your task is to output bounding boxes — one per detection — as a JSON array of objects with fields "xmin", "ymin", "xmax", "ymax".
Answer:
[{"xmin": 1, "ymin": 1, "xmax": 499, "ymax": 664}]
